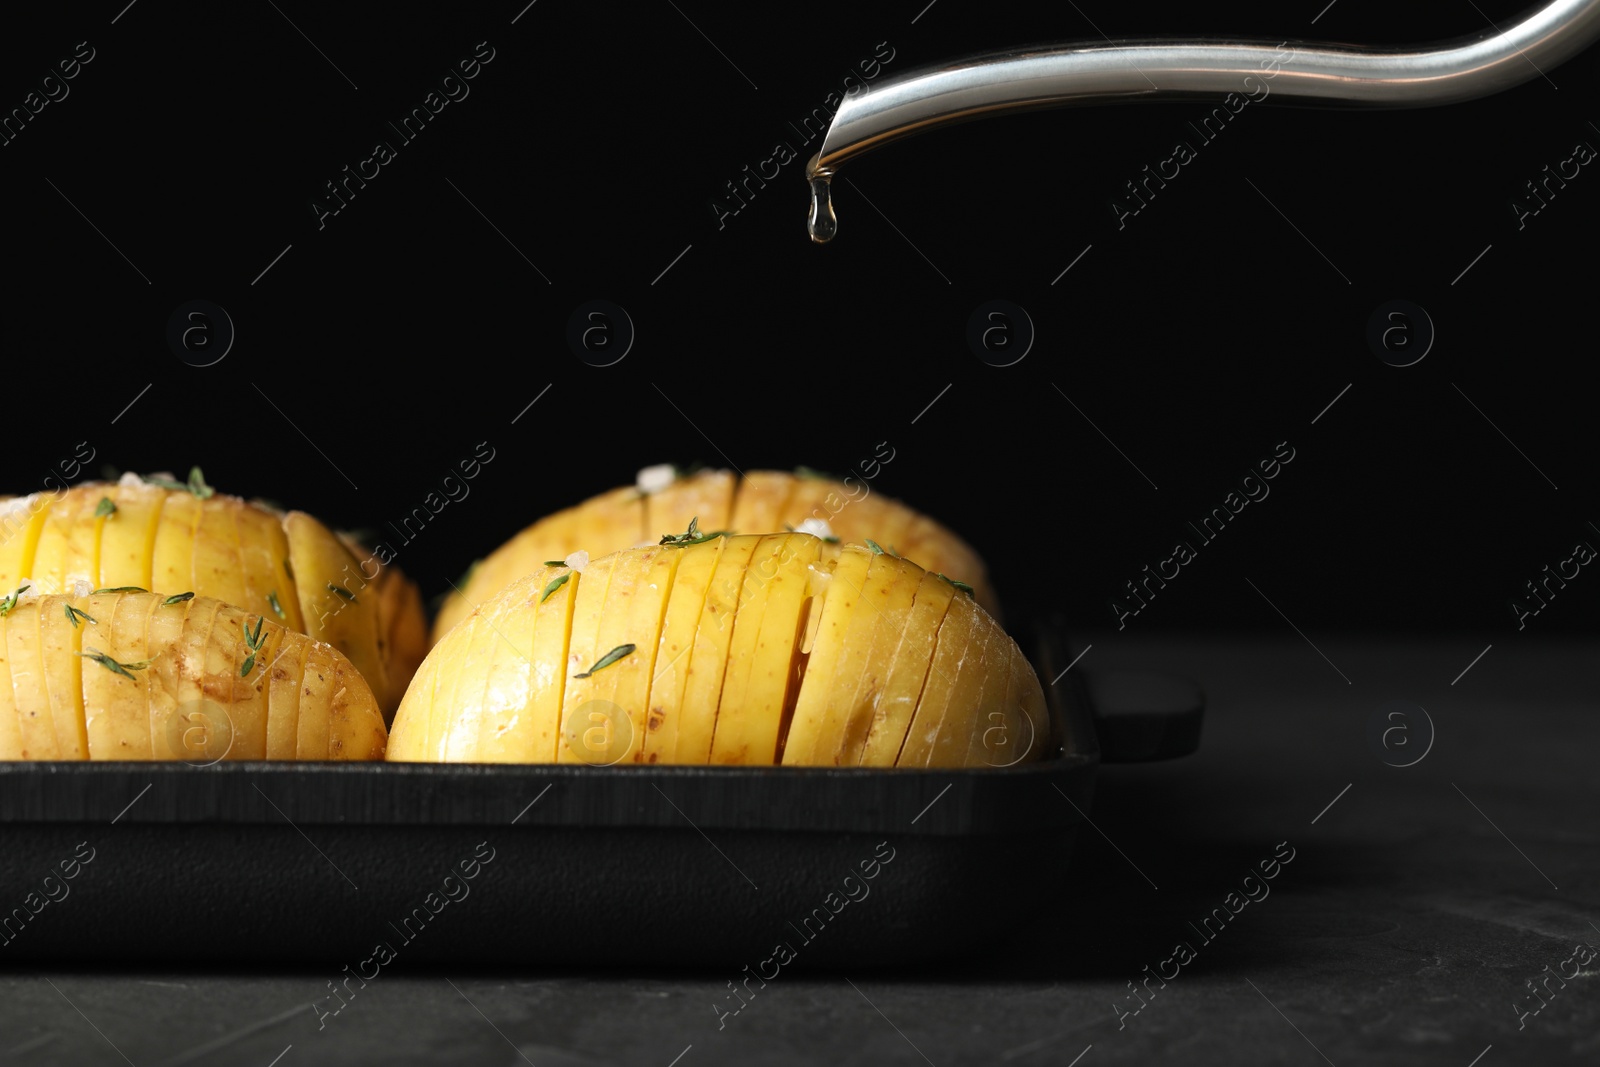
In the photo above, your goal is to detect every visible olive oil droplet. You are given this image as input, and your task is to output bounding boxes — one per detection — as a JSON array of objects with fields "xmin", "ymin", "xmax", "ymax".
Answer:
[{"xmin": 808, "ymin": 176, "xmax": 837, "ymax": 244}]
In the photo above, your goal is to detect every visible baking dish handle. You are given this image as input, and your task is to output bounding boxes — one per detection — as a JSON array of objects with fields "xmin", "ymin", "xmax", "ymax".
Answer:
[{"xmin": 1087, "ymin": 671, "xmax": 1204, "ymax": 763}]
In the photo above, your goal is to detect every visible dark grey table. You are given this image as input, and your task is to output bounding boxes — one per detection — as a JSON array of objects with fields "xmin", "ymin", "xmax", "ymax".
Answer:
[{"xmin": 3, "ymin": 636, "xmax": 1595, "ymax": 1066}]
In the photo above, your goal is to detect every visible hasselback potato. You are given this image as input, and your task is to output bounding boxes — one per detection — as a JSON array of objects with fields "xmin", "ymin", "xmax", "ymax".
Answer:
[
  {"xmin": 0, "ymin": 473, "xmax": 426, "ymax": 718},
  {"xmin": 389, "ymin": 534, "xmax": 1046, "ymax": 767},
  {"xmin": 431, "ymin": 466, "xmax": 995, "ymax": 642},
  {"xmin": 0, "ymin": 588, "xmax": 386, "ymax": 760}
]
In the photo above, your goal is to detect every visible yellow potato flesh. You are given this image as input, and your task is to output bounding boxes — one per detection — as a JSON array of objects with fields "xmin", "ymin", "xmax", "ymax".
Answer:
[
  {"xmin": 6, "ymin": 602, "xmax": 58, "ymax": 758},
  {"xmin": 0, "ymin": 495, "xmax": 54, "ymax": 592},
  {"xmin": 29, "ymin": 491, "xmax": 100, "ymax": 596},
  {"xmin": 97, "ymin": 483, "xmax": 166, "ymax": 590},
  {"xmin": 286, "ymin": 510, "xmax": 387, "ymax": 716}
]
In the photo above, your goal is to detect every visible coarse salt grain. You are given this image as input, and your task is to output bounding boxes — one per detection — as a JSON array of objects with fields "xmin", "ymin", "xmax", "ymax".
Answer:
[
  {"xmin": 795, "ymin": 517, "xmax": 835, "ymax": 540},
  {"xmin": 635, "ymin": 464, "xmax": 676, "ymax": 494}
]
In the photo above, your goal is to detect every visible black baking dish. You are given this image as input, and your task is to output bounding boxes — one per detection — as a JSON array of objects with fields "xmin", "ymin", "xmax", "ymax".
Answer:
[{"xmin": 0, "ymin": 630, "xmax": 1201, "ymax": 966}]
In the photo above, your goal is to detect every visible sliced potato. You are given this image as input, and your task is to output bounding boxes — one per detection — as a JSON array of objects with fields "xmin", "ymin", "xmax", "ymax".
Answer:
[
  {"xmin": 433, "ymin": 467, "xmax": 995, "ymax": 644},
  {"xmin": 0, "ymin": 590, "xmax": 386, "ymax": 760},
  {"xmin": 0, "ymin": 478, "xmax": 425, "ymax": 720},
  {"xmin": 393, "ymin": 534, "xmax": 1038, "ymax": 768}
]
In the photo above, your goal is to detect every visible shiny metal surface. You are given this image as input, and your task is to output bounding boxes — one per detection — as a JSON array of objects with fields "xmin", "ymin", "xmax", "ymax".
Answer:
[{"xmin": 806, "ymin": 0, "xmax": 1600, "ymax": 241}]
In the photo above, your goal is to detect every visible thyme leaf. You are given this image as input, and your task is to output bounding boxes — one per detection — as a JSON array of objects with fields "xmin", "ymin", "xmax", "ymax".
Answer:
[
  {"xmin": 574, "ymin": 643, "xmax": 635, "ymax": 679},
  {"xmin": 540, "ymin": 572, "xmax": 571, "ymax": 603},
  {"xmin": 76, "ymin": 649, "xmax": 150, "ymax": 680}
]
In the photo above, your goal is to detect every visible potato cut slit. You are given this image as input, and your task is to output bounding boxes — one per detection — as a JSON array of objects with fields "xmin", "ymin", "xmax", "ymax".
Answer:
[
  {"xmin": 63, "ymin": 594, "xmax": 89, "ymax": 759},
  {"xmin": 137, "ymin": 487, "xmax": 165, "ymax": 591},
  {"xmin": 674, "ymin": 535, "xmax": 762, "ymax": 763},
  {"xmin": 891, "ymin": 593, "xmax": 969, "ymax": 767},
  {"xmin": 772, "ymin": 594, "xmax": 814, "ymax": 762},
  {"xmin": 641, "ymin": 537, "xmax": 727, "ymax": 765},
  {"xmin": 267, "ymin": 621, "xmax": 309, "ymax": 760},
  {"xmin": 557, "ymin": 556, "xmax": 615, "ymax": 762}
]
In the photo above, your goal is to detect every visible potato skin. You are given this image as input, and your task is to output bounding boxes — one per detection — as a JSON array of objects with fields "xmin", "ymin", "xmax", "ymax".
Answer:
[
  {"xmin": 395, "ymin": 535, "xmax": 1040, "ymax": 768},
  {"xmin": 0, "ymin": 591, "xmax": 386, "ymax": 761},
  {"xmin": 434, "ymin": 468, "xmax": 994, "ymax": 643},
  {"xmin": 0, "ymin": 481, "xmax": 424, "ymax": 719}
]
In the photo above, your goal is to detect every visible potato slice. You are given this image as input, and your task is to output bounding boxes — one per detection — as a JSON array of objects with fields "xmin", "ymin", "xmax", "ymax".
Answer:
[
  {"xmin": 40, "ymin": 592, "xmax": 89, "ymax": 759},
  {"xmin": 922, "ymin": 598, "xmax": 1000, "ymax": 768},
  {"xmin": 857, "ymin": 570, "xmax": 958, "ymax": 767},
  {"xmin": 79, "ymin": 592, "xmax": 156, "ymax": 759},
  {"xmin": 187, "ymin": 496, "xmax": 250, "ymax": 619},
  {"xmin": 149, "ymin": 490, "xmax": 201, "ymax": 602},
  {"xmin": 641, "ymin": 537, "xmax": 725, "ymax": 764},
  {"xmin": 30, "ymin": 491, "xmax": 101, "ymax": 596},
  {"xmin": 610, "ymin": 547, "xmax": 682, "ymax": 763},
  {"xmin": 96, "ymin": 482, "xmax": 166, "ymax": 589},
  {"xmin": 237, "ymin": 503, "xmax": 302, "ymax": 631},
  {"xmin": 667, "ymin": 534, "xmax": 762, "ymax": 763},
  {"xmin": 557, "ymin": 554, "xmax": 618, "ymax": 763},
  {"xmin": 287, "ymin": 511, "xmax": 386, "ymax": 713},
  {"xmin": 432, "ymin": 609, "xmax": 493, "ymax": 761},
  {"xmin": 710, "ymin": 534, "xmax": 818, "ymax": 765},
  {"xmin": 6, "ymin": 602, "xmax": 60, "ymax": 758},
  {"xmin": 727, "ymin": 471, "xmax": 797, "ymax": 539},
  {"xmin": 830, "ymin": 554, "xmax": 924, "ymax": 766},
  {"xmin": 263, "ymin": 622, "xmax": 308, "ymax": 760},
  {"xmin": 568, "ymin": 546, "xmax": 680, "ymax": 764},
  {"xmin": 781, "ymin": 544, "xmax": 874, "ymax": 765},
  {"xmin": 0, "ymin": 495, "xmax": 53, "ymax": 593},
  {"xmin": 895, "ymin": 593, "xmax": 988, "ymax": 766},
  {"xmin": 472, "ymin": 565, "xmax": 570, "ymax": 762}
]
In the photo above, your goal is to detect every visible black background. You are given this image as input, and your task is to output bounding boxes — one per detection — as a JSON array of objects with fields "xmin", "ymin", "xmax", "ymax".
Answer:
[{"xmin": 2, "ymin": 0, "xmax": 1595, "ymax": 644}]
